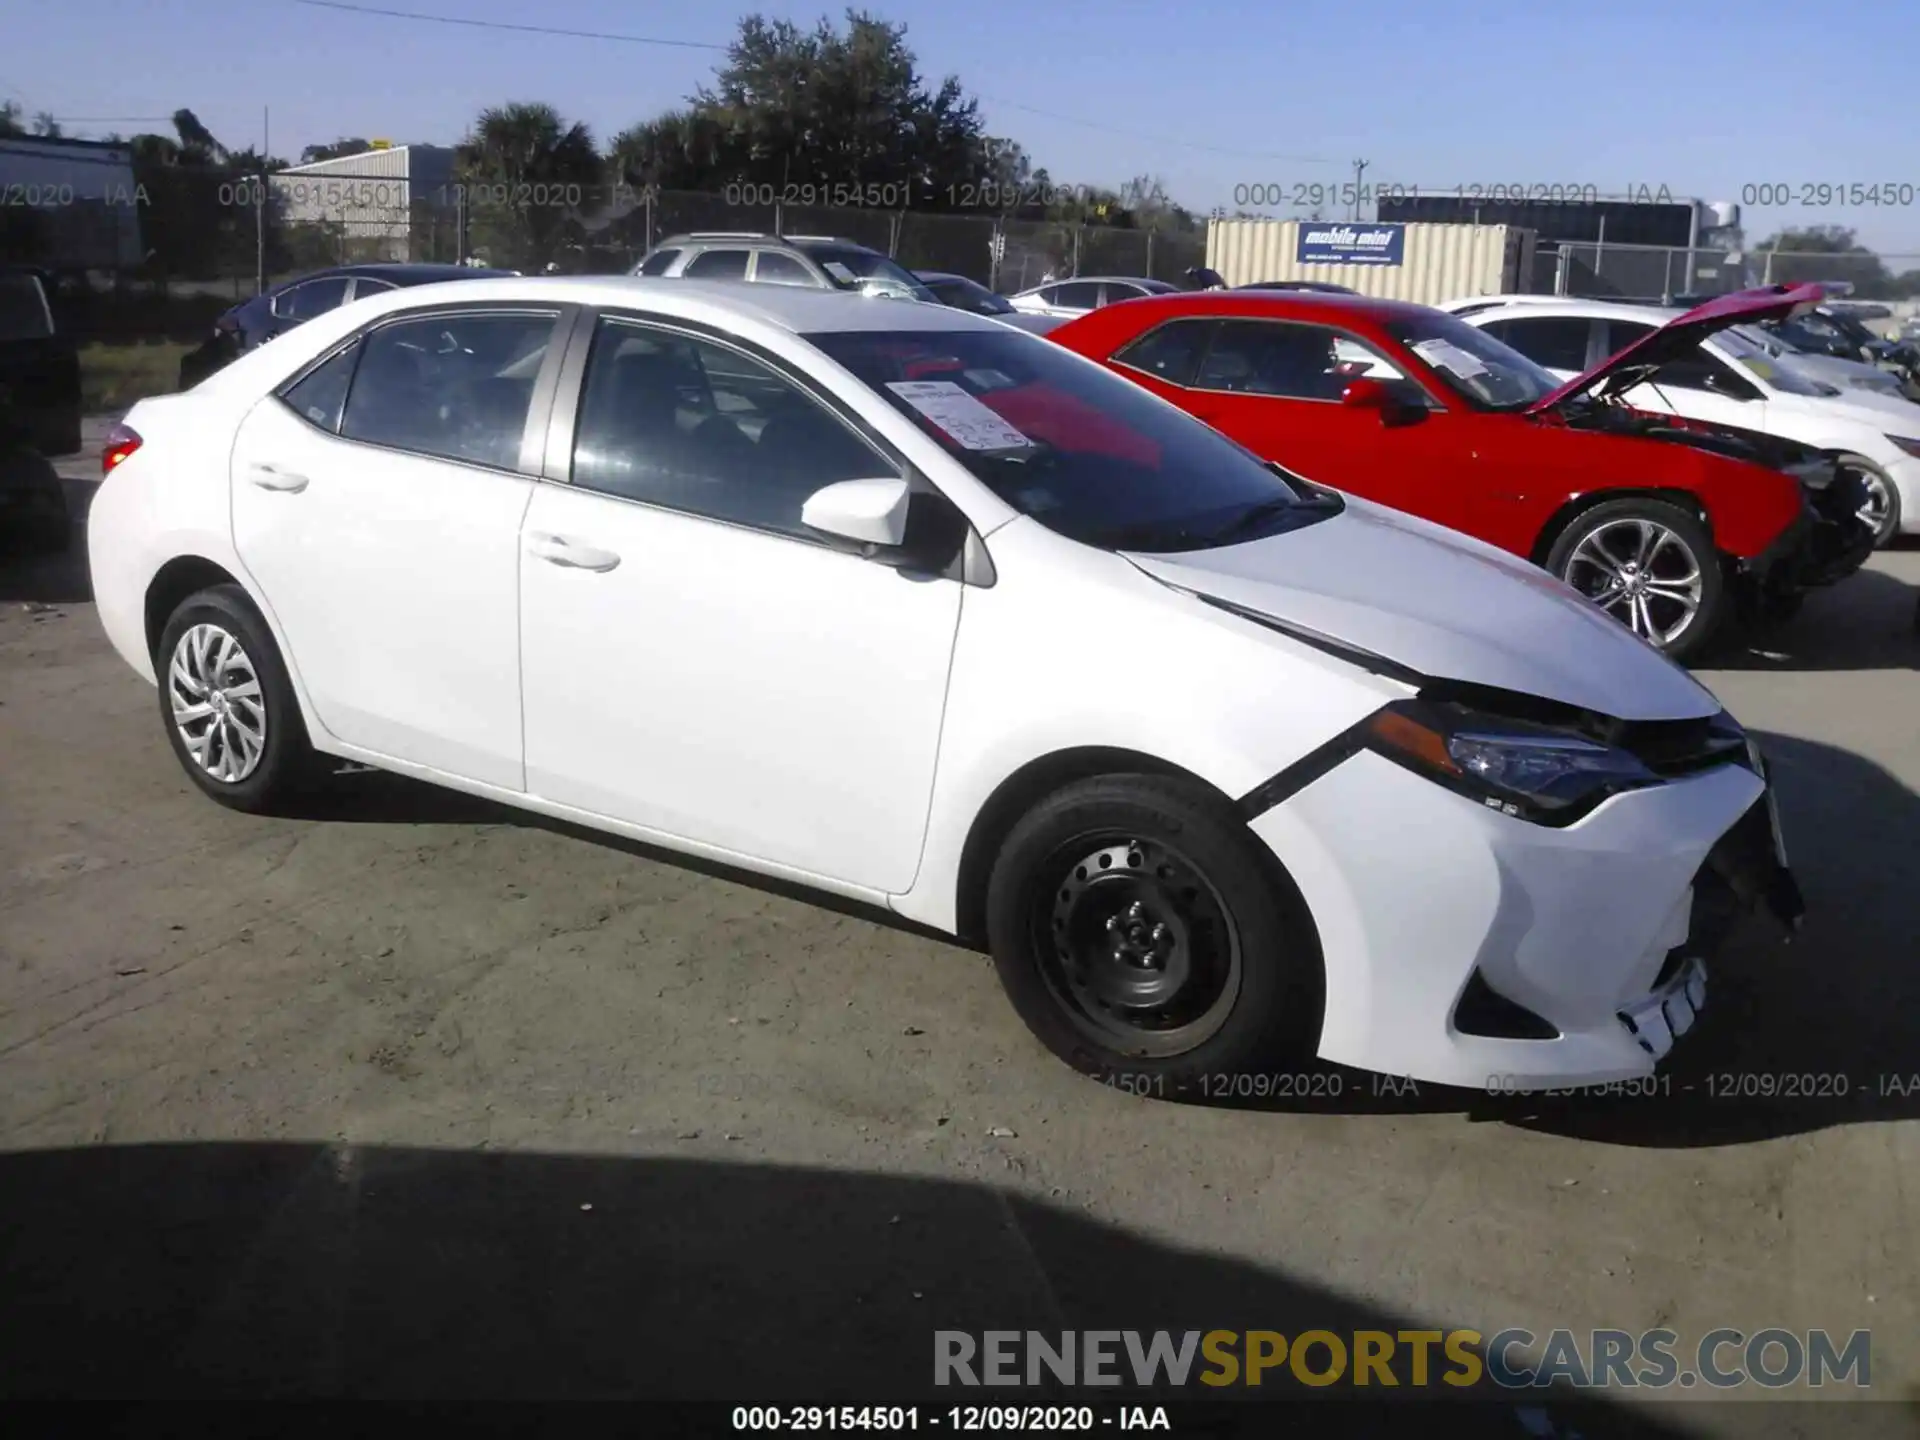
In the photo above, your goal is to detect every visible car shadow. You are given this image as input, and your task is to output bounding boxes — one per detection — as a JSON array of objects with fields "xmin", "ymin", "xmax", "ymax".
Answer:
[
  {"xmin": 288, "ymin": 729, "xmax": 1918, "ymax": 1150},
  {"xmin": 0, "ymin": 1140, "xmax": 1707, "ymax": 1434},
  {"xmin": 1711, "ymin": 565, "xmax": 1918, "ymax": 673},
  {"xmin": 0, "ymin": 460, "xmax": 98, "ymax": 606}
]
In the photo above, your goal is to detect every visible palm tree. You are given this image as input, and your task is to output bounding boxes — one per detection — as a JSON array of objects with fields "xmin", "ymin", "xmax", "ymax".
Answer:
[{"xmin": 457, "ymin": 104, "xmax": 603, "ymax": 269}]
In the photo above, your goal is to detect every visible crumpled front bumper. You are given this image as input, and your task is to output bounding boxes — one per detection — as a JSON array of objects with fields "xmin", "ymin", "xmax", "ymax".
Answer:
[
  {"xmin": 1249, "ymin": 745, "xmax": 1801, "ymax": 1090},
  {"xmin": 1747, "ymin": 461, "xmax": 1876, "ymax": 591}
]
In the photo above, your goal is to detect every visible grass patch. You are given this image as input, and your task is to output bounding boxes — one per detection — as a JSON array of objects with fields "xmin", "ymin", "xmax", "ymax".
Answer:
[{"xmin": 81, "ymin": 341, "xmax": 192, "ymax": 414}]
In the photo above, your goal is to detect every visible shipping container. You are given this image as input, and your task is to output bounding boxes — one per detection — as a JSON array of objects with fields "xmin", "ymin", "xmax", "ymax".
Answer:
[
  {"xmin": 1376, "ymin": 194, "xmax": 1702, "ymax": 248},
  {"xmin": 1206, "ymin": 219, "xmax": 1535, "ymax": 304},
  {"xmin": 0, "ymin": 136, "xmax": 144, "ymax": 271}
]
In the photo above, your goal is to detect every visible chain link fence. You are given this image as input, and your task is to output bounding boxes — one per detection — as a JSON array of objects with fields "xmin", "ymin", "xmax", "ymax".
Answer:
[
  {"xmin": 1538, "ymin": 239, "xmax": 1920, "ymax": 306},
  {"xmin": 2, "ymin": 167, "xmax": 1210, "ymax": 306}
]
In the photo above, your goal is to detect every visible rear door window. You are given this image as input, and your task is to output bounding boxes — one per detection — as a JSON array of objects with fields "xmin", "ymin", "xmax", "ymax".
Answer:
[
  {"xmin": 683, "ymin": 249, "xmax": 751, "ymax": 280},
  {"xmin": 338, "ymin": 309, "xmax": 559, "ymax": 469}
]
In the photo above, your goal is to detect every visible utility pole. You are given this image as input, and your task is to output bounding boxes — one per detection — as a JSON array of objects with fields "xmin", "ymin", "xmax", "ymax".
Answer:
[
  {"xmin": 1351, "ymin": 159, "xmax": 1369, "ymax": 220},
  {"xmin": 256, "ymin": 105, "xmax": 268, "ymax": 296}
]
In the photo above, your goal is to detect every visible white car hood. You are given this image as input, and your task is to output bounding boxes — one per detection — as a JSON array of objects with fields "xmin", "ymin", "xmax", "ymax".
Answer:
[{"xmin": 1127, "ymin": 499, "xmax": 1720, "ymax": 721}]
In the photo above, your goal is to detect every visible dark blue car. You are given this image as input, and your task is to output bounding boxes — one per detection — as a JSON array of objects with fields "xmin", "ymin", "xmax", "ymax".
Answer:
[{"xmin": 179, "ymin": 262, "xmax": 519, "ymax": 387}]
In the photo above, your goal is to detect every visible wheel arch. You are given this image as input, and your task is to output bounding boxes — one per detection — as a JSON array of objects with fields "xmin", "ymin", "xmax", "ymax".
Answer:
[
  {"xmin": 1528, "ymin": 487, "xmax": 1716, "ymax": 569},
  {"xmin": 144, "ymin": 555, "xmax": 244, "ymax": 662},
  {"xmin": 951, "ymin": 746, "xmax": 1241, "ymax": 951},
  {"xmin": 142, "ymin": 554, "xmax": 334, "ymax": 751}
]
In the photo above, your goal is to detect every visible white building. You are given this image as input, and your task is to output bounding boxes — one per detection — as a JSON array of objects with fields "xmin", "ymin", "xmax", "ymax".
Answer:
[{"xmin": 268, "ymin": 144, "xmax": 458, "ymax": 263}]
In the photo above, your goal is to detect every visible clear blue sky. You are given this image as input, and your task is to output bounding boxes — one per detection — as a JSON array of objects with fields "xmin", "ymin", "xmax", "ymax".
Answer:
[{"xmin": 7, "ymin": 0, "xmax": 1920, "ymax": 255}]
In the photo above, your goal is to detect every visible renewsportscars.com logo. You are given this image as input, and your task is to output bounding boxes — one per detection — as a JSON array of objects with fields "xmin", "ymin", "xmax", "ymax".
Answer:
[{"xmin": 934, "ymin": 1329, "xmax": 1872, "ymax": 1390}]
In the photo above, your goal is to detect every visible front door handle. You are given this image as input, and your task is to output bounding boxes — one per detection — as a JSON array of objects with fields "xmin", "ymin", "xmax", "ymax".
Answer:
[
  {"xmin": 246, "ymin": 463, "xmax": 309, "ymax": 492},
  {"xmin": 527, "ymin": 533, "xmax": 621, "ymax": 572}
]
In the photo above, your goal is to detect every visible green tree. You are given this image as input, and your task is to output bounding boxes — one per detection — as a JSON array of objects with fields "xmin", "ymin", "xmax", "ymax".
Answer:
[
  {"xmin": 456, "ymin": 103, "xmax": 602, "ymax": 269},
  {"xmin": 0, "ymin": 100, "xmax": 24, "ymax": 137},
  {"xmin": 299, "ymin": 137, "xmax": 374, "ymax": 165},
  {"xmin": 1754, "ymin": 225, "xmax": 1905, "ymax": 298},
  {"xmin": 30, "ymin": 111, "xmax": 62, "ymax": 138},
  {"xmin": 613, "ymin": 9, "xmax": 1004, "ymax": 210}
]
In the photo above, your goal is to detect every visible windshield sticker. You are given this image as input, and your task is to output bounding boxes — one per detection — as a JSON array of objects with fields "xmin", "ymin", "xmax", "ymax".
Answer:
[
  {"xmin": 1410, "ymin": 338, "xmax": 1489, "ymax": 378},
  {"xmin": 821, "ymin": 261, "xmax": 858, "ymax": 285},
  {"xmin": 887, "ymin": 380, "xmax": 1035, "ymax": 451}
]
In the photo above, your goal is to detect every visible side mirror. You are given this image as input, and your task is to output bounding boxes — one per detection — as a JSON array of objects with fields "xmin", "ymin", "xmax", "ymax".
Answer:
[{"xmin": 801, "ymin": 476, "xmax": 913, "ymax": 549}]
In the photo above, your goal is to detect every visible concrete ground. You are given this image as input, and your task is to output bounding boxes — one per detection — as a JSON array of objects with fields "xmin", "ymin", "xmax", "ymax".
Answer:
[{"xmin": 1, "ymin": 431, "xmax": 1916, "ymax": 1435}]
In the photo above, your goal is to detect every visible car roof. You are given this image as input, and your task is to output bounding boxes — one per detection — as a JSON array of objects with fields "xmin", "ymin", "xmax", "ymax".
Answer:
[
  {"xmin": 348, "ymin": 275, "xmax": 1004, "ymax": 335},
  {"xmin": 915, "ymin": 271, "xmax": 981, "ymax": 284}
]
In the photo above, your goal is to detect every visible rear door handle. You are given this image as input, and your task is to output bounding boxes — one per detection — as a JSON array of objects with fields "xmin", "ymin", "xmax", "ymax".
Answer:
[
  {"xmin": 527, "ymin": 533, "xmax": 621, "ymax": 572},
  {"xmin": 246, "ymin": 463, "xmax": 309, "ymax": 492}
]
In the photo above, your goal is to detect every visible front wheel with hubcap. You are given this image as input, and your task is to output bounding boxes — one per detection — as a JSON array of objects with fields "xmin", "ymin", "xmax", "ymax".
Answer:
[
  {"xmin": 1545, "ymin": 499, "xmax": 1726, "ymax": 663},
  {"xmin": 156, "ymin": 583, "xmax": 319, "ymax": 813},
  {"xmin": 984, "ymin": 774, "xmax": 1322, "ymax": 1087}
]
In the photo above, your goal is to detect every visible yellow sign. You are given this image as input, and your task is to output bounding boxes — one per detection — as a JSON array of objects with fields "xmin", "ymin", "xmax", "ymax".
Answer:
[{"xmin": 369, "ymin": 139, "xmax": 392, "ymax": 150}]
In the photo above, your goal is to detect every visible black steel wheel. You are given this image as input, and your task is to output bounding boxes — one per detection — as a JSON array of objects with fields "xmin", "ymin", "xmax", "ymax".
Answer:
[{"xmin": 985, "ymin": 774, "xmax": 1322, "ymax": 1085}]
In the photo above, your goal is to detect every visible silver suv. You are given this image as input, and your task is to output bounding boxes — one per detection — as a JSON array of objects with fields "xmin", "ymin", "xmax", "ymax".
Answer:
[{"xmin": 632, "ymin": 233, "xmax": 940, "ymax": 303}]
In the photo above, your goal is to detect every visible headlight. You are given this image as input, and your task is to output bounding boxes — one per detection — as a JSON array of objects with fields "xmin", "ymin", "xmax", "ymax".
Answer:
[
  {"xmin": 1364, "ymin": 700, "xmax": 1658, "ymax": 823},
  {"xmin": 1885, "ymin": 435, "xmax": 1920, "ymax": 459}
]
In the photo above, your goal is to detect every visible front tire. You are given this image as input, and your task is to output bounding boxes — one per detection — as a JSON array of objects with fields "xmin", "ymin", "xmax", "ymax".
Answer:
[
  {"xmin": 984, "ymin": 774, "xmax": 1322, "ymax": 1087},
  {"xmin": 1545, "ymin": 498, "xmax": 1727, "ymax": 663},
  {"xmin": 155, "ymin": 584, "xmax": 319, "ymax": 813}
]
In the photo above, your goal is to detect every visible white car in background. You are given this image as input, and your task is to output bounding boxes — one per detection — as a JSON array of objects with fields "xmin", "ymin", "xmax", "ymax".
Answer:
[
  {"xmin": 1006, "ymin": 276, "xmax": 1179, "ymax": 319},
  {"xmin": 86, "ymin": 276, "xmax": 1802, "ymax": 1092},
  {"xmin": 1439, "ymin": 294, "xmax": 1910, "ymax": 401},
  {"xmin": 1456, "ymin": 296, "xmax": 1920, "ymax": 547}
]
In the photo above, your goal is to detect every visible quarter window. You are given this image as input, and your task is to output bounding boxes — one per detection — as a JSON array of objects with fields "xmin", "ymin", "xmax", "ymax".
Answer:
[
  {"xmin": 569, "ymin": 317, "xmax": 891, "ymax": 538},
  {"xmin": 278, "ymin": 340, "xmax": 362, "ymax": 433},
  {"xmin": 337, "ymin": 310, "xmax": 557, "ymax": 469},
  {"xmin": 637, "ymin": 248, "xmax": 682, "ymax": 276}
]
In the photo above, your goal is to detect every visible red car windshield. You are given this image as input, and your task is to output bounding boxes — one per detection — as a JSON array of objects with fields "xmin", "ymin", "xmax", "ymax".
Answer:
[
  {"xmin": 1379, "ymin": 312, "xmax": 1562, "ymax": 411},
  {"xmin": 807, "ymin": 328, "xmax": 1336, "ymax": 551}
]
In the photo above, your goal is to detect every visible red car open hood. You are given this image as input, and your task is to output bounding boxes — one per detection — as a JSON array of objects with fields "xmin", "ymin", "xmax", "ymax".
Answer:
[{"xmin": 1523, "ymin": 283, "xmax": 1832, "ymax": 415}]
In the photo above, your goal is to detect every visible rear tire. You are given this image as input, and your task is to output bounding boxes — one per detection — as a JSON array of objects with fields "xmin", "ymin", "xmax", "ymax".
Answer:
[
  {"xmin": 1545, "ymin": 498, "xmax": 1727, "ymax": 663},
  {"xmin": 1840, "ymin": 454, "xmax": 1901, "ymax": 549},
  {"xmin": 983, "ymin": 774, "xmax": 1322, "ymax": 1090},
  {"xmin": 155, "ymin": 584, "xmax": 321, "ymax": 814}
]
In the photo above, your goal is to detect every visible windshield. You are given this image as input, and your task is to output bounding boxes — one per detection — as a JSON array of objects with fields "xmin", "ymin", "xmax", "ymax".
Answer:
[
  {"xmin": 797, "ymin": 244, "xmax": 940, "ymax": 302},
  {"xmin": 1715, "ymin": 329, "xmax": 1834, "ymax": 396},
  {"xmin": 806, "ymin": 328, "xmax": 1336, "ymax": 552},
  {"xmin": 1380, "ymin": 313, "xmax": 1562, "ymax": 410}
]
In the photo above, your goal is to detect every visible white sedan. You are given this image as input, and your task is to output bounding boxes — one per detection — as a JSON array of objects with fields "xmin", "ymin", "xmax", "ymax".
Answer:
[
  {"xmin": 89, "ymin": 276, "xmax": 1802, "ymax": 1090},
  {"xmin": 1453, "ymin": 296, "xmax": 1920, "ymax": 548}
]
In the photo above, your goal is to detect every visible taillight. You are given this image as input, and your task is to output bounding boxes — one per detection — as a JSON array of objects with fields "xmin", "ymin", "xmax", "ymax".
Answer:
[{"xmin": 103, "ymin": 422, "xmax": 143, "ymax": 476}]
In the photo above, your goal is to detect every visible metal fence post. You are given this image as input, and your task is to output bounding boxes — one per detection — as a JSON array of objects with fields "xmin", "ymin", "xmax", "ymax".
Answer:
[
  {"xmin": 774, "ymin": 200, "xmax": 783, "ymax": 237},
  {"xmin": 1145, "ymin": 227, "xmax": 1155, "ymax": 280},
  {"xmin": 1071, "ymin": 225, "xmax": 1082, "ymax": 277},
  {"xmin": 1762, "ymin": 248, "xmax": 1775, "ymax": 285},
  {"xmin": 889, "ymin": 210, "xmax": 902, "ymax": 258}
]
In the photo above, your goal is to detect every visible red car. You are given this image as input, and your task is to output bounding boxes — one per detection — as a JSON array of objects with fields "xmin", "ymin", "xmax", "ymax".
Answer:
[{"xmin": 1047, "ymin": 283, "xmax": 1874, "ymax": 660}]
